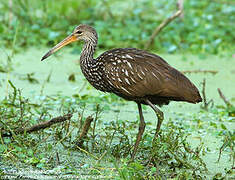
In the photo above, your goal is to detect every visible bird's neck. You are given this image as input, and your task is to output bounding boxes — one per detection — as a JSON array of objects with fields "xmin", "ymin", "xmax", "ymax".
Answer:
[{"xmin": 80, "ymin": 40, "xmax": 97, "ymax": 67}]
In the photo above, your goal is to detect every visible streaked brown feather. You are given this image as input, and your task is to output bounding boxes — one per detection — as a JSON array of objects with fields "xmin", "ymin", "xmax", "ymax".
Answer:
[{"xmin": 100, "ymin": 48, "xmax": 201, "ymax": 105}]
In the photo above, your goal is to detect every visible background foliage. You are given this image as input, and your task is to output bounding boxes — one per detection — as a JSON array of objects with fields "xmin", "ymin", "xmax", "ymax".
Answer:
[{"xmin": 0, "ymin": 0, "xmax": 234, "ymax": 54}]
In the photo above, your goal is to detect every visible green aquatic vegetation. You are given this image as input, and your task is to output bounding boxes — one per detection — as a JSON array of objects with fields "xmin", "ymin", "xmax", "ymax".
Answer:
[
  {"xmin": 0, "ymin": 50, "xmax": 234, "ymax": 178},
  {"xmin": 0, "ymin": 83, "xmax": 232, "ymax": 179},
  {"xmin": 113, "ymin": 121, "xmax": 208, "ymax": 179},
  {"xmin": 19, "ymin": 73, "xmax": 40, "ymax": 84},
  {"xmin": 0, "ymin": 0, "xmax": 234, "ymax": 54},
  {"xmin": 0, "ymin": 51, "xmax": 14, "ymax": 73},
  {"xmin": 218, "ymin": 130, "xmax": 235, "ymax": 168}
]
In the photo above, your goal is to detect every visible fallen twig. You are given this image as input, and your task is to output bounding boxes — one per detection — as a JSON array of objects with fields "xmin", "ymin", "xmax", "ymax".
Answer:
[
  {"xmin": 177, "ymin": 0, "xmax": 184, "ymax": 19},
  {"xmin": 217, "ymin": 88, "xmax": 232, "ymax": 107},
  {"xmin": 2, "ymin": 113, "xmax": 73, "ymax": 137},
  {"xmin": 144, "ymin": 10, "xmax": 182, "ymax": 50},
  {"xmin": 76, "ymin": 116, "xmax": 94, "ymax": 147},
  {"xmin": 182, "ymin": 70, "xmax": 218, "ymax": 75}
]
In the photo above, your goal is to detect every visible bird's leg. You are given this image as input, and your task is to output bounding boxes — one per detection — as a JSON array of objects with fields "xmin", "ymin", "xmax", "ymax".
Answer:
[
  {"xmin": 131, "ymin": 103, "xmax": 146, "ymax": 160},
  {"xmin": 145, "ymin": 99, "xmax": 164, "ymax": 138}
]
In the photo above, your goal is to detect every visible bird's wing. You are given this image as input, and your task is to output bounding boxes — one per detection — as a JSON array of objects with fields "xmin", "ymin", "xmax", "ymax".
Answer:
[
  {"xmin": 102, "ymin": 48, "xmax": 172, "ymax": 97},
  {"xmin": 101, "ymin": 48, "xmax": 200, "ymax": 102}
]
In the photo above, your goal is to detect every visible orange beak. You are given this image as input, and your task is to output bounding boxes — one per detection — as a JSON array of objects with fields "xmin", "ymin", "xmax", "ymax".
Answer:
[{"xmin": 41, "ymin": 33, "xmax": 77, "ymax": 61}]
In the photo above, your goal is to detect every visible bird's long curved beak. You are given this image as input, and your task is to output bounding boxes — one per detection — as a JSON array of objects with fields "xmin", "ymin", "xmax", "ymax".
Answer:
[{"xmin": 41, "ymin": 33, "xmax": 77, "ymax": 61}]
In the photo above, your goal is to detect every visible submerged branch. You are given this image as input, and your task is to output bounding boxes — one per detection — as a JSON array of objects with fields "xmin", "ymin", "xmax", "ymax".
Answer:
[{"xmin": 200, "ymin": 78, "xmax": 213, "ymax": 110}]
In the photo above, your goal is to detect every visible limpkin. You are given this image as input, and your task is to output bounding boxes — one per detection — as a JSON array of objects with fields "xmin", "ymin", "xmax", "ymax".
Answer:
[{"xmin": 41, "ymin": 24, "xmax": 202, "ymax": 159}]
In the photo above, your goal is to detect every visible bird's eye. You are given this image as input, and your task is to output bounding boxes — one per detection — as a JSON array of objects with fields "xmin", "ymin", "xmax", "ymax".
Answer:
[{"xmin": 76, "ymin": 31, "xmax": 82, "ymax": 35}]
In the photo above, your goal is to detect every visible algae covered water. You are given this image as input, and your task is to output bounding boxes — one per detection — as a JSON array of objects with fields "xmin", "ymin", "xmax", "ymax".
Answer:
[{"xmin": 0, "ymin": 48, "xmax": 234, "ymax": 178}]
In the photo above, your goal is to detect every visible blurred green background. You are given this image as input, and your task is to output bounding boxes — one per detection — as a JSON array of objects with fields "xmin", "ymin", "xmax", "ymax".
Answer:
[{"xmin": 0, "ymin": 0, "xmax": 234, "ymax": 54}]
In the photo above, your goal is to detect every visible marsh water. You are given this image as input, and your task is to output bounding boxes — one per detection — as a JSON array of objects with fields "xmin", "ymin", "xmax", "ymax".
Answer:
[{"xmin": 0, "ymin": 48, "xmax": 234, "ymax": 178}]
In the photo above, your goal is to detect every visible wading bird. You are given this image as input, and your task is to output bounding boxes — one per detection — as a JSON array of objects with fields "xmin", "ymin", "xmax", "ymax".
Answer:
[{"xmin": 41, "ymin": 24, "xmax": 202, "ymax": 159}]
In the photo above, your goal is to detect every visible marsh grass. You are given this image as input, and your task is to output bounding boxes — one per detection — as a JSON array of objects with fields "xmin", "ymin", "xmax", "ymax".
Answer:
[{"xmin": 0, "ymin": 81, "xmax": 234, "ymax": 179}]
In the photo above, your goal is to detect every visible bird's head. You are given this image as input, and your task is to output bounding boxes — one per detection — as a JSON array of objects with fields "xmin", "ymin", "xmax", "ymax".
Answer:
[{"xmin": 41, "ymin": 24, "xmax": 97, "ymax": 61}]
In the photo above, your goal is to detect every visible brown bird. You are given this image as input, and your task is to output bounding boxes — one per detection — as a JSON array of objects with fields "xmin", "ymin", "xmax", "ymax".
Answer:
[{"xmin": 41, "ymin": 24, "xmax": 202, "ymax": 159}]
